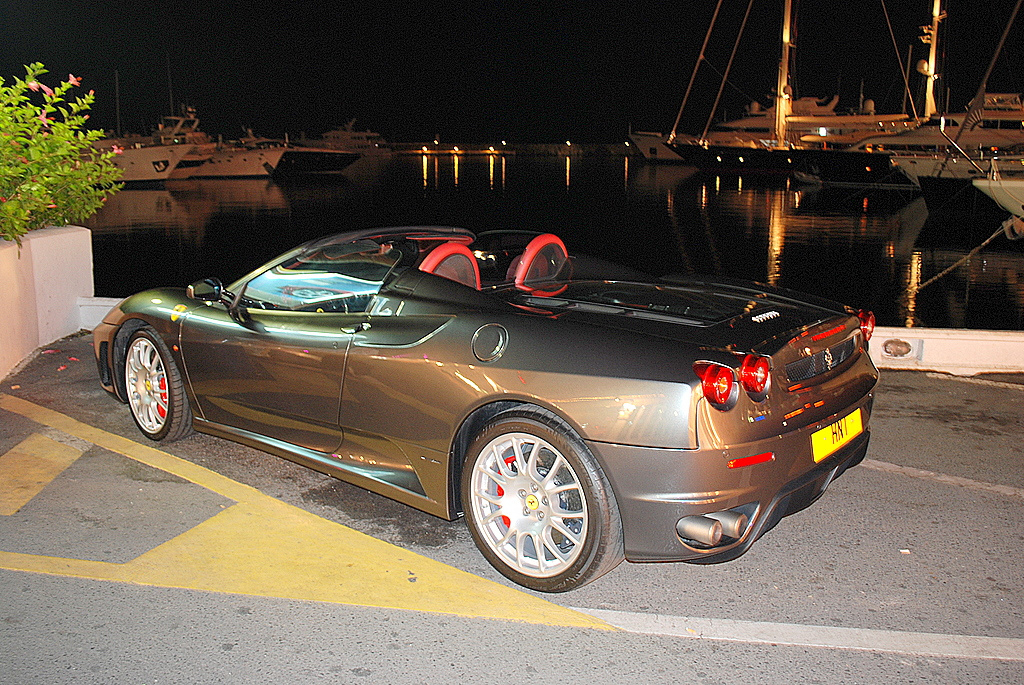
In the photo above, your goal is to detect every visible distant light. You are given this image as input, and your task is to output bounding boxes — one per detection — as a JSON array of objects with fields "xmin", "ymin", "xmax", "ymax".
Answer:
[
  {"xmin": 421, "ymin": 146, "xmax": 428, "ymax": 152},
  {"xmin": 433, "ymin": 139, "xmax": 439, "ymax": 145},
  {"xmin": 565, "ymin": 140, "xmax": 572, "ymax": 146},
  {"xmin": 818, "ymin": 127, "xmax": 827, "ymax": 137},
  {"xmin": 488, "ymin": 146, "xmax": 495, "ymax": 152},
  {"xmin": 453, "ymin": 146, "xmax": 460, "ymax": 152},
  {"xmin": 624, "ymin": 141, "xmax": 631, "ymax": 146},
  {"xmin": 501, "ymin": 140, "xmax": 507, "ymax": 146}
]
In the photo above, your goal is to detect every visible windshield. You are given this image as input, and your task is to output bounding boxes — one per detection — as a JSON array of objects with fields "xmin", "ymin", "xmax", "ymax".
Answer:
[{"xmin": 241, "ymin": 239, "xmax": 403, "ymax": 312}]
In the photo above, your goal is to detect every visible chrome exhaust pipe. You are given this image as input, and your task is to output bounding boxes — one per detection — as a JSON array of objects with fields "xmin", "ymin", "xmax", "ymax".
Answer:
[
  {"xmin": 704, "ymin": 510, "xmax": 748, "ymax": 539},
  {"xmin": 676, "ymin": 515, "xmax": 723, "ymax": 546}
]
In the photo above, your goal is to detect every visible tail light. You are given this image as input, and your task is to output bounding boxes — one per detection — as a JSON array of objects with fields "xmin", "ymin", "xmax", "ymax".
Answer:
[
  {"xmin": 857, "ymin": 310, "xmax": 875, "ymax": 342},
  {"xmin": 739, "ymin": 354, "xmax": 771, "ymax": 400},
  {"xmin": 694, "ymin": 362, "xmax": 738, "ymax": 410}
]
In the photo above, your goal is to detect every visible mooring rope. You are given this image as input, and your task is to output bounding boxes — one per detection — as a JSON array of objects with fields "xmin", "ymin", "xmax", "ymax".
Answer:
[{"xmin": 911, "ymin": 225, "xmax": 1006, "ymax": 293}]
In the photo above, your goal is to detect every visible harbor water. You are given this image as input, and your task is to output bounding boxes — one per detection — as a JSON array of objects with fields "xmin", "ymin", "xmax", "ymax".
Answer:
[{"xmin": 85, "ymin": 153, "xmax": 1024, "ymax": 331}]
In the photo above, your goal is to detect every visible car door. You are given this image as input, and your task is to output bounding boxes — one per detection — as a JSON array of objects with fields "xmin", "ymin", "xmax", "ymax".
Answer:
[
  {"xmin": 180, "ymin": 306, "xmax": 358, "ymax": 453},
  {"xmin": 180, "ymin": 239, "xmax": 400, "ymax": 454}
]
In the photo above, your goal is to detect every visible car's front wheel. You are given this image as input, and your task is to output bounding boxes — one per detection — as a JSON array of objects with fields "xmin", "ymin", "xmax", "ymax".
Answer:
[
  {"xmin": 124, "ymin": 327, "xmax": 193, "ymax": 441},
  {"xmin": 462, "ymin": 407, "xmax": 623, "ymax": 592}
]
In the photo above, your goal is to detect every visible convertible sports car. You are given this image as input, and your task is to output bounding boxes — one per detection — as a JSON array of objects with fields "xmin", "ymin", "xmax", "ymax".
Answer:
[{"xmin": 93, "ymin": 226, "xmax": 878, "ymax": 592}]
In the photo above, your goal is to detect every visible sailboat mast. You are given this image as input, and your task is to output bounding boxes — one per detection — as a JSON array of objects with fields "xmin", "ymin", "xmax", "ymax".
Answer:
[
  {"xmin": 922, "ymin": 0, "xmax": 945, "ymax": 118},
  {"xmin": 774, "ymin": 0, "xmax": 794, "ymax": 148}
]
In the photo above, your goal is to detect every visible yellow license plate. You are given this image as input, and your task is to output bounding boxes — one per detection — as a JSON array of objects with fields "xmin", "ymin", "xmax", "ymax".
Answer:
[{"xmin": 811, "ymin": 408, "xmax": 863, "ymax": 463}]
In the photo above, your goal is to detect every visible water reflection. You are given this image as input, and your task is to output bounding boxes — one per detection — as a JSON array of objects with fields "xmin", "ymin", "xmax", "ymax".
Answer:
[{"xmin": 85, "ymin": 154, "xmax": 1024, "ymax": 330}]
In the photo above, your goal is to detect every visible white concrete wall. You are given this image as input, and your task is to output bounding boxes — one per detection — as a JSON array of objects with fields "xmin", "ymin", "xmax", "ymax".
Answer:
[
  {"xmin": 0, "ymin": 225, "xmax": 95, "ymax": 380},
  {"xmin": 870, "ymin": 326, "xmax": 1024, "ymax": 376}
]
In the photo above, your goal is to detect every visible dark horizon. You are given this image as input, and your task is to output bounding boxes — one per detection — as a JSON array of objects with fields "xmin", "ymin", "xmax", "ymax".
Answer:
[{"xmin": 3, "ymin": 1, "xmax": 1020, "ymax": 144}]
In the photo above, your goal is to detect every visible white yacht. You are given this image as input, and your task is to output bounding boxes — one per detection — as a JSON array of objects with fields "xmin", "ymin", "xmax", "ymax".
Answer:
[
  {"xmin": 973, "ymin": 162, "xmax": 1024, "ymax": 239},
  {"xmin": 93, "ymin": 137, "xmax": 193, "ymax": 183},
  {"xmin": 859, "ymin": 94, "xmax": 1024, "ymax": 184}
]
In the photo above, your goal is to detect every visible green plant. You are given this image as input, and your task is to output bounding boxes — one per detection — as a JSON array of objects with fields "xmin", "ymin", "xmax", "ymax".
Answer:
[{"xmin": 1, "ymin": 62, "xmax": 122, "ymax": 245}]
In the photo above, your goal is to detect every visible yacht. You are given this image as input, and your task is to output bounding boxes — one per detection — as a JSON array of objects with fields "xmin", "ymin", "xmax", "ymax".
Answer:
[
  {"xmin": 651, "ymin": 0, "xmax": 917, "ymax": 186},
  {"xmin": 862, "ymin": 94, "xmax": 1024, "ymax": 185},
  {"xmin": 634, "ymin": 97, "xmax": 912, "ymax": 164},
  {"xmin": 151, "ymin": 110, "xmax": 217, "ymax": 179},
  {"xmin": 191, "ymin": 135, "xmax": 361, "ymax": 178},
  {"xmin": 973, "ymin": 161, "xmax": 1024, "ymax": 238},
  {"xmin": 93, "ymin": 137, "xmax": 193, "ymax": 183},
  {"xmin": 299, "ymin": 120, "xmax": 391, "ymax": 155}
]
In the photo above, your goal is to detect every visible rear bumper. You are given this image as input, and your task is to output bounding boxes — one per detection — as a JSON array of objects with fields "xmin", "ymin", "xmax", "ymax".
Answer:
[{"xmin": 587, "ymin": 393, "xmax": 874, "ymax": 562}]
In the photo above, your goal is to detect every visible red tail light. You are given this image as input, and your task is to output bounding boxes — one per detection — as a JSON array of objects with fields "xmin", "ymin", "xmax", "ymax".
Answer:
[
  {"xmin": 857, "ymin": 310, "xmax": 875, "ymax": 342},
  {"xmin": 694, "ymin": 362, "xmax": 738, "ymax": 409},
  {"xmin": 739, "ymin": 354, "xmax": 771, "ymax": 399}
]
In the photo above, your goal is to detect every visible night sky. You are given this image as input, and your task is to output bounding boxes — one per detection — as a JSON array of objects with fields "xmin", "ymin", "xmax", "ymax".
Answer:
[{"xmin": 2, "ymin": 1, "xmax": 1020, "ymax": 144}]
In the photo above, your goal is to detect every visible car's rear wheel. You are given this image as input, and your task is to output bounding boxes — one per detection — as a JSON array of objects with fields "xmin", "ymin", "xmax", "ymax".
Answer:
[
  {"xmin": 124, "ymin": 327, "xmax": 193, "ymax": 441},
  {"xmin": 462, "ymin": 407, "xmax": 623, "ymax": 592}
]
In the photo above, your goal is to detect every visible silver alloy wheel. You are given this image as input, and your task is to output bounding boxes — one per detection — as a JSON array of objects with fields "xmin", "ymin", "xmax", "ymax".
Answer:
[
  {"xmin": 468, "ymin": 431, "xmax": 589, "ymax": 578},
  {"xmin": 125, "ymin": 335, "xmax": 169, "ymax": 434}
]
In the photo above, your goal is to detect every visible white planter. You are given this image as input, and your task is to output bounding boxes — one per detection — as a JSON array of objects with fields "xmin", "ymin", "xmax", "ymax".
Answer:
[{"xmin": 0, "ymin": 225, "xmax": 95, "ymax": 380}]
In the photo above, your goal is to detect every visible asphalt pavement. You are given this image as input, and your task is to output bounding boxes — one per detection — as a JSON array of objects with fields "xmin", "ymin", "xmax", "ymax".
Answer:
[{"xmin": 1, "ymin": 332, "xmax": 1023, "ymax": 684}]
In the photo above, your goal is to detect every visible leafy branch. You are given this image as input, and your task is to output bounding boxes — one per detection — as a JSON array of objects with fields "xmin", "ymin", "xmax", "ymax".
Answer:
[{"xmin": 1, "ymin": 63, "xmax": 122, "ymax": 245}]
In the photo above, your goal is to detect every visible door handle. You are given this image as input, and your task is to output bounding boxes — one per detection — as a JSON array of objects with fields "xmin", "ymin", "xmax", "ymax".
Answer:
[{"xmin": 342, "ymin": 322, "xmax": 370, "ymax": 334}]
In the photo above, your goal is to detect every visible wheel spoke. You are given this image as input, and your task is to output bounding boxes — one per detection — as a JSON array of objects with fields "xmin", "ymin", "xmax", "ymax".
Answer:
[
  {"xmin": 549, "ymin": 515, "xmax": 584, "ymax": 545},
  {"xmin": 516, "ymin": 530, "xmax": 539, "ymax": 572},
  {"xmin": 541, "ymin": 527, "xmax": 574, "ymax": 563}
]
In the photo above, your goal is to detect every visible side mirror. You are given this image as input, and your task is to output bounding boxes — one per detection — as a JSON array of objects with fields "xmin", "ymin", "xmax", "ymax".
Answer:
[{"xmin": 187, "ymin": 277, "xmax": 224, "ymax": 302}]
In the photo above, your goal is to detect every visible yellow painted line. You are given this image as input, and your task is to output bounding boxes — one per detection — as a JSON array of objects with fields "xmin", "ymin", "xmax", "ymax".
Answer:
[
  {"xmin": 0, "ymin": 394, "xmax": 613, "ymax": 629},
  {"xmin": 0, "ymin": 433, "xmax": 83, "ymax": 515}
]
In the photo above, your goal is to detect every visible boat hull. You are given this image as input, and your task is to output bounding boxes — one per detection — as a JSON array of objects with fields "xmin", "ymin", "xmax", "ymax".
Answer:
[
  {"xmin": 274, "ymin": 149, "xmax": 361, "ymax": 176},
  {"xmin": 100, "ymin": 143, "xmax": 194, "ymax": 183},
  {"xmin": 665, "ymin": 143, "xmax": 915, "ymax": 188}
]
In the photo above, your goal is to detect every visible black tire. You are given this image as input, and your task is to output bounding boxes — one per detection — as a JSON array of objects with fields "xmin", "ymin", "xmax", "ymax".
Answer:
[
  {"xmin": 123, "ymin": 327, "xmax": 193, "ymax": 441},
  {"xmin": 461, "ymin": 406, "xmax": 624, "ymax": 592}
]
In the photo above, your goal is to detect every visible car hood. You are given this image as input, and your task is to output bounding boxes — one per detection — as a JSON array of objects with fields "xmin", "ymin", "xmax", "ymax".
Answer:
[{"xmin": 497, "ymin": 279, "xmax": 847, "ymax": 353}]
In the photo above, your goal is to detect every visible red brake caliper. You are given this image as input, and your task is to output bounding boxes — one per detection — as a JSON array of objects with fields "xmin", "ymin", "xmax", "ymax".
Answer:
[
  {"xmin": 157, "ymin": 377, "xmax": 168, "ymax": 418},
  {"xmin": 498, "ymin": 454, "xmax": 517, "ymax": 529}
]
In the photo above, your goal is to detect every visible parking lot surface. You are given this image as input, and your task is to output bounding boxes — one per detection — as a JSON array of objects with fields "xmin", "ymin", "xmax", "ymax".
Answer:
[{"xmin": 2, "ymin": 333, "xmax": 1022, "ymax": 684}]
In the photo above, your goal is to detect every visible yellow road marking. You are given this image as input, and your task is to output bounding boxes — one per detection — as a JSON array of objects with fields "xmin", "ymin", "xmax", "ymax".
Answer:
[
  {"xmin": 0, "ymin": 394, "xmax": 613, "ymax": 629},
  {"xmin": 0, "ymin": 433, "xmax": 83, "ymax": 515}
]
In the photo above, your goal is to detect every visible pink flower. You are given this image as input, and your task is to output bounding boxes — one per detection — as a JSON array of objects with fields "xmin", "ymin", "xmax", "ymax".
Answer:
[
  {"xmin": 68, "ymin": 74, "xmax": 82, "ymax": 87},
  {"xmin": 38, "ymin": 111, "xmax": 52, "ymax": 126},
  {"xmin": 111, "ymin": 144, "xmax": 124, "ymax": 155},
  {"xmin": 28, "ymin": 81, "xmax": 54, "ymax": 97},
  {"xmin": 47, "ymin": 203, "xmax": 58, "ymax": 208}
]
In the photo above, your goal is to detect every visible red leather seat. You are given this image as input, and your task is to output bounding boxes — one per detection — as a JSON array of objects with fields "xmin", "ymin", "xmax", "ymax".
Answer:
[{"xmin": 419, "ymin": 241, "xmax": 481, "ymax": 289}]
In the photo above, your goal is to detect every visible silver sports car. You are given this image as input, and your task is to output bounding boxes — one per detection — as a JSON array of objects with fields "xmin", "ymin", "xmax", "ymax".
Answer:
[{"xmin": 93, "ymin": 226, "xmax": 878, "ymax": 592}]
